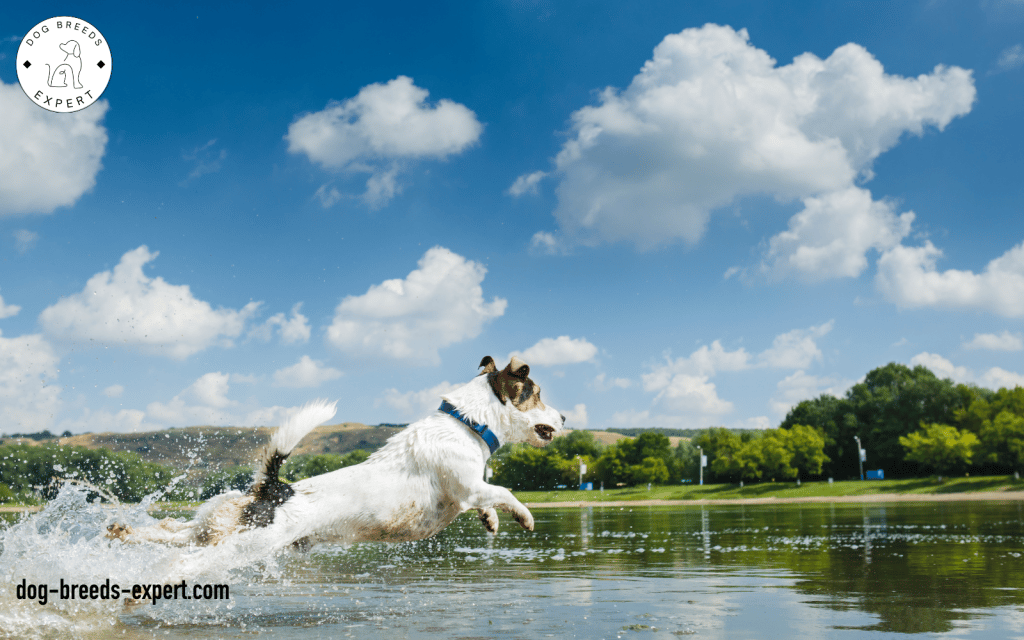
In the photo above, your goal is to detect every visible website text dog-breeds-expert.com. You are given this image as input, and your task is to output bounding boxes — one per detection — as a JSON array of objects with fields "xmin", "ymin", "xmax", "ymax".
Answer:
[{"xmin": 15, "ymin": 578, "xmax": 230, "ymax": 605}]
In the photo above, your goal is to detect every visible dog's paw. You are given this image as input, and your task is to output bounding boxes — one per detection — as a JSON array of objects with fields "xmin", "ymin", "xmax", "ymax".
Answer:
[
  {"xmin": 477, "ymin": 507, "xmax": 499, "ymax": 534},
  {"xmin": 512, "ymin": 508, "xmax": 534, "ymax": 532},
  {"xmin": 106, "ymin": 522, "xmax": 133, "ymax": 541}
]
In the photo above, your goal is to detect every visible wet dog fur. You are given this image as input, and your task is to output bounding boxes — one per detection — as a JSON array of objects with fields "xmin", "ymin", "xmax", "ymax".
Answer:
[{"xmin": 107, "ymin": 356, "xmax": 566, "ymax": 549}]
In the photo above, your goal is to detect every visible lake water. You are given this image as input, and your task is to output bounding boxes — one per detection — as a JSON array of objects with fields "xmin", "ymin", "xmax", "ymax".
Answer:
[{"xmin": 3, "ymin": 491, "xmax": 1024, "ymax": 639}]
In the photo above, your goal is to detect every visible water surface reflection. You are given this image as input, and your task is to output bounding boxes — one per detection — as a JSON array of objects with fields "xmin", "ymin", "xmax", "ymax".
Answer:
[{"xmin": 4, "ymin": 500, "xmax": 1024, "ymax": 638}]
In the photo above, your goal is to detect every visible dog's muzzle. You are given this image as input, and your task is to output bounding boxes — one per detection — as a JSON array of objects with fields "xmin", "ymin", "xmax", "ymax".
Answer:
[{"xmin": 534, "ymin": 424, "xmax": 555, "ymax": 441}]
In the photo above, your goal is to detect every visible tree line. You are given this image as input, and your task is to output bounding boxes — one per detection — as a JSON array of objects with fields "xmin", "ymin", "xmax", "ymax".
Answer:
[
  {"xmin": 779, "ymin": 362, "xmax": 1024, "ymax": 479},
  {"xmin": 492, "ymin": 362, "xmax": 1023, "ymax": 489},
  {"xmin": 2, "ymin": 361, "xmax": 1020, "ymax": 501},
  {"xmin": 489, "ymin": 425, "xmax": 830, "ymax": 490},
  {"xmin": 0, "ymin": 442, "xmax": 372, "ymax": 504}
]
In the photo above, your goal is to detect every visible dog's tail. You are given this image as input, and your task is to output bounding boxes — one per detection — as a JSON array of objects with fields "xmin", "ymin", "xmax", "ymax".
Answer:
[{"xmin": 252, "ymin": 399, "xmax": 338, "ymax": 490}]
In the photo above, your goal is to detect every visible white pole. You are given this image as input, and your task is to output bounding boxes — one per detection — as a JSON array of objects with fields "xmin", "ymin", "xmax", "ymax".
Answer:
[
  {"xmin": 854, "ymin": 435, "xmax": 864, "ymax": 481},
  {"xmin": 698, "ymin": 446, "xmax": 703, "ymax": 486}
]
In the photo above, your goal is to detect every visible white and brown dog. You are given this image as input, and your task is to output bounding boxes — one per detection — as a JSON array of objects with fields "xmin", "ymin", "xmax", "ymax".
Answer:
[{"xmin": 108, "ymin": 356, "xmax": 566, "ymax": 549}]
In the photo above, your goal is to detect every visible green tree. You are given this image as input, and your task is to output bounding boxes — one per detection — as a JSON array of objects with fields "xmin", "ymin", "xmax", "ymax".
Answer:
[
  {"xmin": 283, "ymin": 450, "xmax": 371, "ymax": 481},
  {"xmin": 784, "ymin": 424, "xmax": 830, "ymax": 480},
  {"xmin": 550, "ymin": 430, "xmax": 602, "ymax": 459},
  {"xmin": 899, "ymin": 422, "xmax": 978, "ymax": 475},
  {"xmin": 491, "ymin": 446, "xmax": 574, "ymax": 490},
  {"xmin": 756, "ymin": 431, "xmax": 797, "ymax": 481},
  {"xmin": 0, "ymin": 443, "xmax": 176, "ymax": 503},
  {"xmin": 592, "ymin": 431, "xmax": 678, "ymax": 487},
  {"xmin": 691, "ymin": 427, "xmax": 743, "ymax": 482},
  {"xmin": 674, "ymin": 439, "xmax": 700, "ymax": 482},
  {"xmin": 846, "ymin": 363, "xmax": 967, "ymax": 477},
  {"xmin": 977, "ymin": 411, "xmax": 1024, "ymax": 472},
  {"xmin": 780, "ymin": 394, "xmax": 856, "ymax": 477},
  {"xmin": 200, "ymin": 466, "xmax": 253, "ymax": 500},
  {"xmin": 629, "ymin": 457, "xmax": 670, "ymax": 485},
  {"xmin": 0, "ymin": 482, "xmax": 16, "ymax": 503}
]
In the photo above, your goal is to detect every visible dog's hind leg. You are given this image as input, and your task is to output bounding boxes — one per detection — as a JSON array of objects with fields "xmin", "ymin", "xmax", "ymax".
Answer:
[{"xmin": 106, "ymin": 518, "xmax": 196, "ymax": 545}]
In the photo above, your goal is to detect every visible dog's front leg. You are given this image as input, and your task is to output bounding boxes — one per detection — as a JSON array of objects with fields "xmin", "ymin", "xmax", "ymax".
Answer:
[
  {"xmin": 466, "ymin": 484, "xmax": 534, "ymax": 532},
  {"xmin": 476, "ymin": 507, "xmax": 499, "ymax": 533}
]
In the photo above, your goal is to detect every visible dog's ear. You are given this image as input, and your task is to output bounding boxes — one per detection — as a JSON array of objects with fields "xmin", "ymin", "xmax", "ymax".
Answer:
[
  {"xmin": 506, "ymin": 356, "xmax": 530, "ymax": 380},
  {"xmin": 487, "ymin": 357, "xmax": 534, "ymax": 405},
  {"xmin": 487, "ymin": 368, "xmax": 514, "ymax": 404},
  {"xmin": 479, "ymin": 356, "xmax": 497, "ymax": 375},
  {"xmin": 73, "ymin": 42, "xmax": 81, "ymax": 57}
]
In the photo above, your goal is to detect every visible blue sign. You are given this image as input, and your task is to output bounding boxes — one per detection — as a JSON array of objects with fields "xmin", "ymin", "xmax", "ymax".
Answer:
[
  {"xmin": 866, "ymin": 469, "xmax": 884, "ymax": 480},
  {"xmin": 579, "ymin": 482, "xmax": 593, "ymax": 491}
]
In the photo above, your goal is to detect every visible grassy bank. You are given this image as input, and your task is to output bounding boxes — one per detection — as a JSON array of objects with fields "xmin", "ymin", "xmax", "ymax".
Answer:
[
  {"xmin": 3, "ymin": 476, "xmax": 1021, "ymax": 511},
  {"xmin": 515, "ymin": 475, "xmax": 1024, "ymax": 504}
]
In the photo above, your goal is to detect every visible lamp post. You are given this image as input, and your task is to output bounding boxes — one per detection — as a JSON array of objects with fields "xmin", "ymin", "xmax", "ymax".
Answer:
[
  {"xmin": 854, "ymin": 435, "xmax": 864, "ymax": 481},
  {"xmin": 698, "ymin": 446, "xmax": 704, "ymax": 486}
]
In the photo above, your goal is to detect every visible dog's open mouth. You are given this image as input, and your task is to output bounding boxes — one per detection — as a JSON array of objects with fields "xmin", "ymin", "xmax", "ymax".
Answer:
[{"xmin": 534, "ymin": 424, "xmax": 555, "ymax": 441}]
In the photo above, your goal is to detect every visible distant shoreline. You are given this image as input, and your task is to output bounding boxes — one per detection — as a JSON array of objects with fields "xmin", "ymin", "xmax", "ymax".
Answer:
[
  {"xmin": 525, "ymin": 490, "xmax": 1024, "ymax": 508},
  {"xmin": 4, "ymin": 489, "xmax": 1024, "ymax": 514}
]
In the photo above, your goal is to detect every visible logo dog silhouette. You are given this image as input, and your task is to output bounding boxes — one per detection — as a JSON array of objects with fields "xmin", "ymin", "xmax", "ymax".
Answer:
[
  {"xmin": 45, "ymin": 40, "xmax": 83, "ymax": 89},
  {"xmin": 107, "ymin": 356, "xmax": 566, "ymax": 550}
]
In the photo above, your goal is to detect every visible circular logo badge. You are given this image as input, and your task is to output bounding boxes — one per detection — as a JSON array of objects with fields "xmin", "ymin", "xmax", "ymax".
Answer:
[{"xmin": 16, "ymin": 16, "xmax": 112, "ymax": 113}]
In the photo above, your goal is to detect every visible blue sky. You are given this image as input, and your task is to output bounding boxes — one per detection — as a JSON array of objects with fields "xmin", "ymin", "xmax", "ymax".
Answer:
[{"xmin": 1, "ymin": 1, "xmax": 1022, "ymax": 435}]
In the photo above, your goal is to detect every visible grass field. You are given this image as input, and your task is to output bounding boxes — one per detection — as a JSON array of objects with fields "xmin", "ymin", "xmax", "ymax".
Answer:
[
  {"xmin": 3, "ymin": 475, "xmax": 1022, "ymax": 512},
  {"xmin": 514, "ymin": 475, "xmax": 1024, "ymax": 503}
]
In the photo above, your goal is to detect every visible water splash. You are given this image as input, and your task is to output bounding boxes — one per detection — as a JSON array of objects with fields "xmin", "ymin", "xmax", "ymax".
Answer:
[{"xmin": 0, "ymin": 484, "xmax": 292, "ymax": 639}]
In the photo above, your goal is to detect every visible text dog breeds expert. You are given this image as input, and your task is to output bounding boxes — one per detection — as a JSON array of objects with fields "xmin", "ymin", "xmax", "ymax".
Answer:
[{"xmin": 107, "ymin": 356, "xmax": 566, "ymax": 555}]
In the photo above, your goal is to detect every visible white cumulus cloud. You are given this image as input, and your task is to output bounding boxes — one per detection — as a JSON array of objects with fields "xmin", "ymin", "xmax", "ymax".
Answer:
[
  {"xmin": 39, "ymin": 246, "xmax": 260, "ymax": 359},
  {"xmin": 145, "ymin": 372, "xmax": 252, "ymax": 427},
  {"xmin": 286, "ymin": 76, "xmax": 482, "ymax": 207},
  {"xmin": 645, "ymin": 373, "xmax": 733, "ymax": 416},
  {"xmin": 326, "ymin": 246, "xmax": 507, "ymax": 363},
  {"xmin": 57, "ymin": 408, "xmax": 152, "ymax": 434},
  {"xmin": 910, "ymin": 352, "xmax": 971, "ymax": 383},
  {"xmin": 0, "ymin": 81, "xmax": 109, "ymax": 216},
  {"xmin": 757, "ymin": 320, "xmax": 834, "ymax": 369},
  {"xmin": 637, "ymin": 321, "xmax": 834, "ymax": 426},
  {"xmin": 994, "ymin": 44, "xmax": 1024, "ymax": 73},
  {"xmin": 980, "ymin": 367, "xmax": 1024, "ymax": 390},
  {"xmin": 273, "ymin": 355, "xmax": 343, "ymax": 388},
  {"xmin": 909, "ymin": 352, "xmax": 1024, "ymax": 391},
  {"xmin": 0, "ymin": 289, "xmax": 21, "ymax": 319},
  {"xmin": 102, "ymin": 384, "xmax": 124, "ymax": 398},
  {"xmin": 510, "ymin": 336, "xmax": 598, "ymax": 366},
  {"xmin": 644, "ymin": 321, "xmax": 833, "ymax": 387},
  {"xmin": 528, "ymin": 24, "xmax": 973, "ymax": 276},
  {"xmin": 593, "ymin": 373, "xmax": 632, "ymax": 391},
  {"xmin": 876, "ymin": 240, "xmax": 1024, "ymax": 317},
  {"xmin": 762, "ymin": 188, "xmax": 914, "ymax": 281},
  {"xmin": 507, "ymin": 170, "xmax": 548, "ymax": 197},
  {"xmin": 13, "ymin": 229, "xmax": 38, "ymax": 254},
  {"xmin": 250, "ymin": 303, "xmax": 311, "ymax": 344},
  {"xmin": 963, "ymin": 331, "xmax": 1023, "ymax": 352},
  {"xmin": 769, "ymin": 370, "xmax": 855, "ymax": 418},
  {"xmin": 377, "ymin": 380, "xmax": 462, "ymax": 421},
  {"xmin": 563, "ymin": 403, "xmax": 588, "ymax": 429},
  {"xmin": 0, "ymin": 331, "xmax": 61, "ymax": 433}
]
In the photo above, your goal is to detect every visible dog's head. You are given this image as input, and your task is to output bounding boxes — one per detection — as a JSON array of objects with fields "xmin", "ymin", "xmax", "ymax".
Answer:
[
  {"xmin": 478, "ymin": 355, "xmax": 566, "ymax": 447},
  {"xmin": 441, "ymin": 356, "xmax": 568, "ymax": 449},
  {"xmin": 60, "ymin": 40, "xmax": 81, "ymax": 58}
]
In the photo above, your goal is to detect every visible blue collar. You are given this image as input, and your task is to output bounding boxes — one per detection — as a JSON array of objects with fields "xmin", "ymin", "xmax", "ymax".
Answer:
[{"xmin": 438, "ymin": 400, "xmax": 500, "ymax": 454}]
